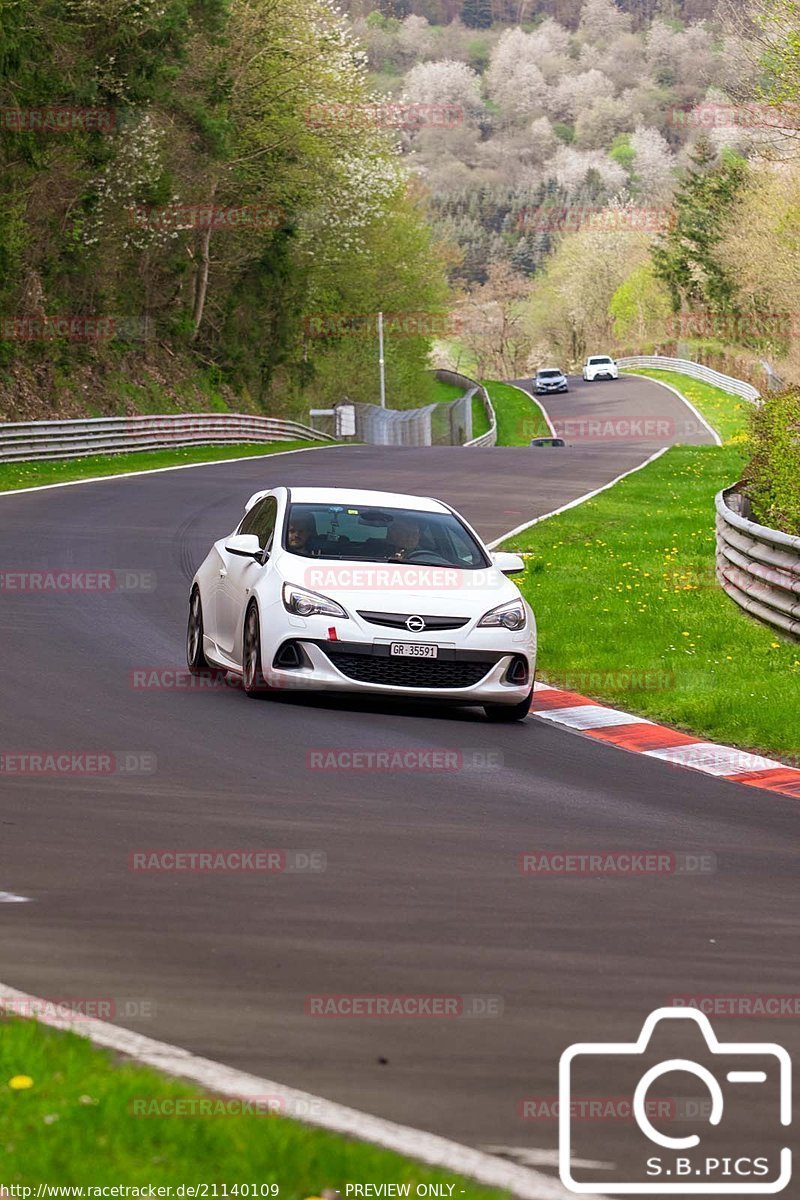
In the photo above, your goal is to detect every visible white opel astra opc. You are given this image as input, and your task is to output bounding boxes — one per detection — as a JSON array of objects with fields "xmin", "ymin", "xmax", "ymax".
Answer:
[{"xmin": 187, "ymin": 487, "xmax": 537, "ymax": 721}]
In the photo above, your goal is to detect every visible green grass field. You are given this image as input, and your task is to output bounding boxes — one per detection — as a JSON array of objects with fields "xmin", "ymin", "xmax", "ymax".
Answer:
[
  {"xmin": 482, "ymin": 381, "xmax": 550, "ymax": 445},
  {"xmin": 471, "ymin": 390, "xmax": 491, "ymax": 438},
  {"xmin": 503, "ymin": 370, "xmax": 800, "ymax": 758},
  {"xmin": 0, "ymin": 441, "xmax": 322, "ymax": 493},
  {"xmin": 0, "ymin": 1018, "xmax": 510, "ymax": 1198}
]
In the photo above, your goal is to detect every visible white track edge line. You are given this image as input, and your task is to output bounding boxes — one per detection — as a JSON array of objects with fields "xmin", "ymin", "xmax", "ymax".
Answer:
[
  {"xmin": 621, "ymin": 372, "xmax": 722, "ymax": 447},
  {"xmin": 487, "ymin": 446, "xmax": 669, "ymax": 548},
  {"xmin": 0, "ymin": 981, "xmax": 596, "ymax": 1200},
  {"xmin": 0, "ymin": 443, "xmax": 350, "ymax": 498}
]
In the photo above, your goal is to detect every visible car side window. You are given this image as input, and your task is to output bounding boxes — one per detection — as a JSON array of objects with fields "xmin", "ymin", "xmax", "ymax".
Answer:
[
  {"xmin": 239, "ymin": 498, "xmax": 265, "ymax": 538},
  {"xmin": 239, "ymin": 496, "xmax": 278, "ymax": 550},
  {"xmin": 251, "ymin": 497, "xmax": 278, "ymax": 550}
]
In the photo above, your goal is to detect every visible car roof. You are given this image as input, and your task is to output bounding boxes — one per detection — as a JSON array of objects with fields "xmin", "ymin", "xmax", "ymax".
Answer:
[
  {"xmin": 288, "ymin": 486, "xmax": 449, "ymax": 514},
  {"xmin": 537, "ymin": 367, "xmax": 563, "ymax": 372}
]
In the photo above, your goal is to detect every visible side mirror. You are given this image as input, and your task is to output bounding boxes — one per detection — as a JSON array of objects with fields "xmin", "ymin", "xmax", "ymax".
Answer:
[
  {"xmin": 225, "ymin": 534, "xmax": 263, "ymax": 560},
  {"xmin": 491, "ymin": 551, "xmax": 525, "ymax": 575}
]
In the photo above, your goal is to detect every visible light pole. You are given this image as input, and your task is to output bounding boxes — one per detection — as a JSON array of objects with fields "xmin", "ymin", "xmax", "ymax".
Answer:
[{"xmin": 378, "ymin": 310, "xmax": 386, "ymax": 408}]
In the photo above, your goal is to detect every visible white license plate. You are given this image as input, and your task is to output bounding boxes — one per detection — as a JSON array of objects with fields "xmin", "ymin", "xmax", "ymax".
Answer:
[{"xmin": 390, "ymin": 642, "xmax": 439, "ymax": 658}]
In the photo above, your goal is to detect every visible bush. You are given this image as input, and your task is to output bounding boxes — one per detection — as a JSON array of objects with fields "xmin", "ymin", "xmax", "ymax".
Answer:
[{"xmin": 745, "ymin": 389, "xmax": 800, "ymax": 534}]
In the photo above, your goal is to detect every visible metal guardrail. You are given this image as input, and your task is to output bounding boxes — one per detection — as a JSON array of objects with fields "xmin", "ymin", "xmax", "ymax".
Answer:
[
  {"xmin": 434, "ymin": 370, "xmax": 496, "ymax": 447},
  {"xmin": 716, "ymin": 485, "xmax": 800, "ymax": 640},
  {"xmin": 618, "ymin": 356, "xmax": 761, "ymax": 403},
  {"xmin": 0, "ymin": 412, "xmax": 335, "ymax": 463},
  {"xmin": 350, "ymin": 401, "xmax": 440, "ymax": 447}
]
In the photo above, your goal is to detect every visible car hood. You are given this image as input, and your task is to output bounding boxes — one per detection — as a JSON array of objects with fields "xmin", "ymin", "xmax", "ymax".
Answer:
[{"xmin": 277, "ymin": 555, "xmax": 522, "ymax": 615}]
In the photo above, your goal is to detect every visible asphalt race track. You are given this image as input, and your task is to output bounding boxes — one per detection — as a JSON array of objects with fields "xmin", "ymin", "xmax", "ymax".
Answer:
[{"xmin": 1, "ymin": 374, "xmax": 797, "ymax": 1192}]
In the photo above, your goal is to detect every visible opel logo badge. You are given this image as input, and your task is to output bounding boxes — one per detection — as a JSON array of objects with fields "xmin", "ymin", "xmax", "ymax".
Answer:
[{"xmin": 406, "ymin": 615, "xmax": 426, "ymax": 632}]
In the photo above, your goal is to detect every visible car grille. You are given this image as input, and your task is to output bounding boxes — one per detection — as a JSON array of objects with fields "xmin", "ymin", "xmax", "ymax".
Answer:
[
  {"xmin": 324, "ymin": 651, "xmax": 491, "ymax": 690},
  {"xmin": 357, "ymin": 611, "xmax": 470, "ymax": 631}
]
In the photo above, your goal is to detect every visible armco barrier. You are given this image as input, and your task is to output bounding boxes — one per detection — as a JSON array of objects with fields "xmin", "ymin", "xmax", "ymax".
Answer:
[
  {"xmin": 618, "ymin": 356, "xmax": 761, "ymax": 403},
  {"xmin": 0, "ymin": 412, "xmax": 335, "ymax": 463},
  {"xmin": 433, "ymin": 369, "xmax": 496, "ymax": 447},
  {"xmin": 716, "ymin": 485, "xmax": 800, "ymax": 639}
]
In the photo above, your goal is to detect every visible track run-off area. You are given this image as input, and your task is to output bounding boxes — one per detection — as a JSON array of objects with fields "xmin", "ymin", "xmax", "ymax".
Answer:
[{"xmin": 1, "ymin": 373, "xmax": 796, "ymax": 1193}]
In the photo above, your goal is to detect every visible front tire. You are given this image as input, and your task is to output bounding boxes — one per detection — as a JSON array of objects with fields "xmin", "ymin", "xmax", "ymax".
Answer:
[
  {"xmin": 242, "ymin": 603, "xmax": 268, "ymax": 696},
  {"xmin": 187, "ymin": 588, "xmax": 209, "ymax": 674},
  {"xmin": 484, "ymin": 689, "xmax": 533, "ymax": 723}
]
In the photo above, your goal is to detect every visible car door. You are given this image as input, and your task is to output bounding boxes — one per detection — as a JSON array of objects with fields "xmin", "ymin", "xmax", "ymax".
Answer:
[{"xmin": 215, "ymin": 495, "xmax": 279, "ymax": 656}]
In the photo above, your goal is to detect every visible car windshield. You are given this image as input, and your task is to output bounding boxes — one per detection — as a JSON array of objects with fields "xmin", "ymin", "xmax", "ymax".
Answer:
[
  {"xmin": 284, "ymin": 502, "xmax": 489, "ymax": 568},
  {"xmin": 589, "ymin": 357, "xmax": 612, "ymax": 364},
  {"xmin": 538, "ymin": 370, "xmax": 561, "ymax": 378}
]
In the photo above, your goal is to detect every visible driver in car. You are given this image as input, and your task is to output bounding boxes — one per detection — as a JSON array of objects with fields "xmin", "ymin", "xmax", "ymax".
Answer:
[
  {"xmin": 386, "ymin": 517, "xmax": 421, "ymax": 561},
  {"xmin": 287, "ymin": 512, "xmax": 319, "ymax": 555}
]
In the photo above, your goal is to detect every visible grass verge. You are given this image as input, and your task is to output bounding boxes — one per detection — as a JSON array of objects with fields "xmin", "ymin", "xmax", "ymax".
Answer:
[
  {"xmin": 0, "ymin": 1017, "xmax": 510, "ymax": 1198},
  {"xmin": 472, "ymin": 390, "xmax": 491, "ymax": 439},
  {"xmin": 0, "ymin": 441, "xmax": 322, "ymax": 493},
  {"xmin": 502, "ymin": 371, "xmax": 800, "ymax": 758},
  {"xmin": 483, "ymin": 381, "xmax": 550, "ymax": 445}
]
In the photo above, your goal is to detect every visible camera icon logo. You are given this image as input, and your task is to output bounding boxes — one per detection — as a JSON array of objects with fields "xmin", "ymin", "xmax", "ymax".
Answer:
[{"xmin": 559, "ymin": 1007, "xmax": 791, "ymax": 1194}]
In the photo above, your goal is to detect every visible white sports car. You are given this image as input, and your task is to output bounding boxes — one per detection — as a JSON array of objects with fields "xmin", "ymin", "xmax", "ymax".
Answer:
[{"xmin": 187, "ymin": 487, "xmax": 537, "ymax": 721}]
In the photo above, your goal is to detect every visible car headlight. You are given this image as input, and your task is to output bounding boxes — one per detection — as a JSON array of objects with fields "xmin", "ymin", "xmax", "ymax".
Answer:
[
  {"xmin": 478, "ymin": 598, "xmax": 526, "ymax": 631},
  {"xmin": 282, "ymin": 583, "xmax": 348, "ymax": 619}
]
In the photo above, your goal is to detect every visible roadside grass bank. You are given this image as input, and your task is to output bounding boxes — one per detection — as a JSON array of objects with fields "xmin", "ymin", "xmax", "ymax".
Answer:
[
  {"xmin": 0, "ymin": 441, "xmax": 322, "ymax": 493},
  {"xmin": 503, "ymin": 372, "xmax": 800, "ymax": 758},
  {"xmin": 429, "ymin": 378, "xmax": 466, "ymax": 405},
  {"xmin": 0, "ymin": 1017, "xmax": 511, "ymax": 1198},
  {"xmin": 483, "ymin": 381, "xmax": 550, "ymax": 445},
  {"xmin": 472, "ymin": 390, "xmax": 491, "ymax": 438}
]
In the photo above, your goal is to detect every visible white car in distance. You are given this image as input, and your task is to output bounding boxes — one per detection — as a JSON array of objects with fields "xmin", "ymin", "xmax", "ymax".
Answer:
[
  {"xmin": 582, "ymin": 355, "xmax": 619, "ymax": 382},
  {"xmin": 187, "ymin": 487, "xmax": 537, "ymax": 722}
]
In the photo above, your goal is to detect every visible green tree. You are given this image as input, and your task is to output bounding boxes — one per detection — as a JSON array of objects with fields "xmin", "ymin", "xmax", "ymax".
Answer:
[
  {"xmin": 651, "ymin": 138, "xmax": 748, "ymax": 314},
  {"xmin": 461, "ymin": 0, "xmax": 493, "ymax": 30}
]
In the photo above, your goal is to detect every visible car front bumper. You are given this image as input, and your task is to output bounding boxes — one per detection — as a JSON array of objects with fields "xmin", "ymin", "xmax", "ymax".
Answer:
[{"xmin": 264, "ymin": 637, "xmax": 536, "ymax": 706}]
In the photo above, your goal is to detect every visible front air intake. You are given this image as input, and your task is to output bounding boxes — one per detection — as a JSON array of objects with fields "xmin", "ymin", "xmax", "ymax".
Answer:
[
  {"xmin": 505, "ymin": 656, "xmax": 529, "ymax": 686},
  {"xmin": 273, "ymin": 640, "xmax": 309, "ymax": 670}
]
